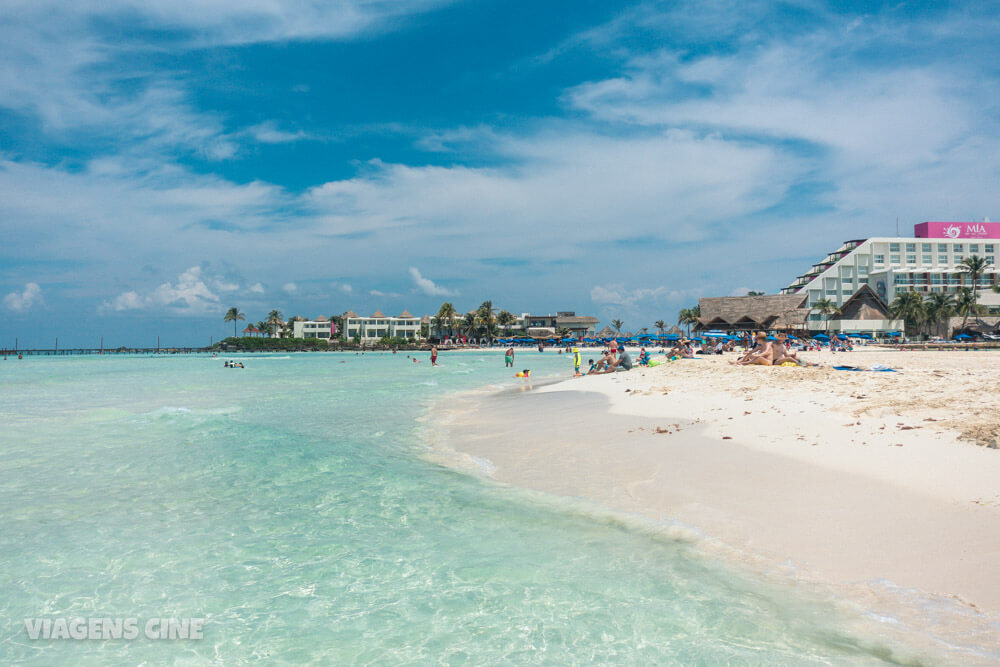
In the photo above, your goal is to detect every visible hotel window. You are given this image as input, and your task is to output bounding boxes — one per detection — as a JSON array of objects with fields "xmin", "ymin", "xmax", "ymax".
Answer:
[
  {"xmin": 955, "ymin": 254, "xmax": 964, "ymax": 262},
  {"xmin": 954, "ymin": 244, "xmax": 963, "ymax": 252},
  {"xmin": 825, "ymin": 289, "xmax": 837, "ymax": 296},
  {"xmin": 986, "ymin": 244, "xmax": 995, "ymax": 253},
  {"xmin": 987, "ymin": 256, "xmax": 995, "ymax": 266},
  {"xmin": 858, "ymin": 277, "xmax": 868, "ymax": 284},
  {"xmin": 922, "ymin": 254, "xmax": 932, "ymax": 264},
  {"xmin": 906, "ymin": 255, "xmax": 916, "ymax": 264},
  {"xmin": 873, "ymin": 254, "xmax": 884, "ymax": 264},
  {"xmin": 905, "ymin": 243, "xmax": 916, "ymax": 252},
  {"xmin": 970, "ymin": 244, "xmax": 979, "ymax": 253},
  {"xmin": 890, "ymin": 254, "xmax": 900, "ymax": 264},
  {"xmin": 938, "ymin": 255, "xmax": 948, "ymax": 264},
  {"xmin": 889, "ymin": 242, "xmax": 900, "ymax": 252},
  {"xmin": 938, "ymin": 244, "xmax": 948, "ymax": 252},
  {"xmin": 922, "ymin": 243, "xmax": 931, "ymax": 252},
  {"xmin": 858, "ymin": 265, "xmax": 869, "ymax": 275},
  {"xmin": 843, "ymin": 289, "xmax": 853, "ymax": 296}
]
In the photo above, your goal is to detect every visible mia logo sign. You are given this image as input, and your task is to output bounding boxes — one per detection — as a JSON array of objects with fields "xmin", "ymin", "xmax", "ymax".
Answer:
[{"xmin": 916, "ymin": 221, "xmax": 1000, "ymax": 240}]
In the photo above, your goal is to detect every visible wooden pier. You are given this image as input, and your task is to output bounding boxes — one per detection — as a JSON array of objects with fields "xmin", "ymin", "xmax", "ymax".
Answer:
[{"xmin": 1, "ymin": 347, "xmax": 208, "ymax": 357}]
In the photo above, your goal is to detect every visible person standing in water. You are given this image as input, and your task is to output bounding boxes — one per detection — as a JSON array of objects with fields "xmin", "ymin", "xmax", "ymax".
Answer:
[
  {"xmin": 505, "ymin": 346, "xmax": 514, "ymax": 368},
  {"xmin": 430, "ymin": 346, "xmax": 439, "ymax": 366},
  {"xmin": 572, "ymin": 347, "xmax": 582, "ymax": 376}
]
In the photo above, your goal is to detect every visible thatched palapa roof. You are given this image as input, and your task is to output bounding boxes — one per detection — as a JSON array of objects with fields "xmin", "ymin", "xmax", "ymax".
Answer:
[{"xmin": 698, "ymin": 294, "xmax": 808, "ymax": 330}]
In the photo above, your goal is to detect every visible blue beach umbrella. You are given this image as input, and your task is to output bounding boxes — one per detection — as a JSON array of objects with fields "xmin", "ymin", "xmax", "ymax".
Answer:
[
  {"xmin": 813, "ymin": 334, "xmax": 830, "ymax": 340},
  {"xmin": 954, "ymin": 333, "xmax": 972, "ymax": 340}
]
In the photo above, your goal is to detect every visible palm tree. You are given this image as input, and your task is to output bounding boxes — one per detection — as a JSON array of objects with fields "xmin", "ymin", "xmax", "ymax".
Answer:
[
  {"xmin": 476, "ymin": 301, "xmax": 497, "ymax": 344},
  {"xmin": 223, "ymin": 307, "xmax": 245, "ymax": 337},
  {"xmin": 461, "ymin": 312, "xmax": 478, "ymax": 342},
  {"xmin": 957, "ymin": 255, "xmax": 991, "ymax": 311},
  {"xmin": 256, "ymin": 321, "xmax": 268, "ymax": 338},
  {"xmin": 888, "ymin": 291, "xmax": 925, "ymax": 337},
  {"xmin": 267, "ymin": 310, "xmax": 284, "ymax": 338},
  {"xmin": 809, "ymin": 298, "xmax": 839, "ymax": 332},
  {"xmin": 954, "ymin": 287, "xmax": 983, "ymax": 333},
  {"xmin": 437, "ymin": 302, "xmax": 458, "ymax": 339},
  {"xmin": 677, "ymin": 306, "xmax": 700, "ymax": 337},
  {"xmin": 747, "ymin": 290, "xmax": 766, "ymax": 296},
  {"xmin": 923, "ymin": 292, "xmax": 955, "ymax": 338},
  {"xmin": 497, "ymin": 310, "xmax": 516, "ymax": 336},
  {"xmin": 654, "ymin": 320, "xmax": 666, "ymax": 336},
  {"xmin": 611, "ymin": 319, "xmax": 624, "ymax": 335}
]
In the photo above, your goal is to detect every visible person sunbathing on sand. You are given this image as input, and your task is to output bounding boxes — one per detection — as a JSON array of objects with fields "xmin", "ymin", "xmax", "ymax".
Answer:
[
  {"xmin": 771, "ymin": 334, "xmax": 800, "ymax": 365},
  {"xmin": 734, "ymin": 333, "xmax": 773, "ymax": 365},
  {"xmin": 590, "ymin": 350, "xmax": 615, "ymax": 373}
]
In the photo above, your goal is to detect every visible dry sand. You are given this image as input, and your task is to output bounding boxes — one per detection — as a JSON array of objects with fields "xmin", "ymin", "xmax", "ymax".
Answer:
[{"xmin": 436, "ymin": 348, "xmax": 1000, "ymax": 657}]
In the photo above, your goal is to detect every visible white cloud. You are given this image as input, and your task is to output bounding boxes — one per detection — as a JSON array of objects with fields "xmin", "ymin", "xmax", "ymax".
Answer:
[
  {"xmin": 3, "ymin": 282, "xmax": 44, "ymax": 312},
  {"xmin": 249, "ymin": 282, "xmax": 265, "ymax": 293},
  {"xmin": 99, "ymin": 265, "xmax": 255, "ymax": 315},
  {"xmin": 409, "ymin": 267, "xmax": 455, "ymax": 296},
  {"xmin": 282, "ymin": 282, "xmax": 297, "ymax": 292},
  {"xmin": 248, "ymin": 122, "xmax": 308, "ymax": 144},
  {"xmin": 332, "ymin": 282, "xmax": 353, "ymax": 293}
]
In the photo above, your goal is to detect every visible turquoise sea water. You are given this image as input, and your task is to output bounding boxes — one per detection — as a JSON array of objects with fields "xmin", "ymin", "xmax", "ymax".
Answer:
[{"xmin": 0, "ymin": 352, "xmax": 926, "ymax": 664}]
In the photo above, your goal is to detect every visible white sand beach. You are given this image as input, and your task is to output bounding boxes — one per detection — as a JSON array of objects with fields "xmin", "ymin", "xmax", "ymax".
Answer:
[{"xmin": 438, "ymin": 348, "xmax": 1000, "ymax": 657}]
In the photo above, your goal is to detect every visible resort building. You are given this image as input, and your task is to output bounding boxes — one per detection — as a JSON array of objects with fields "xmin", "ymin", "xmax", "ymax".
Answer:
[
  {"xmin": 291, "ymin": 316, "xmax": 336, "ymax": 340},
  {"xmin": 699, "ymin": 221, "xmax": 1000, "ymax": 336},
  {"xmin": 781, "ymin": 222, "xmax": 1000, "ymax": 317},
  {"xmin": 341, "ymin": 310, "xmax": 423, "ymax": 342},
  {"xmin": 291, "ymin": 310, "xmax": 425, "ymax": 342},
  {"xmin": 522, "ymin": 312, "xmax": 600, "ymax": 338}
]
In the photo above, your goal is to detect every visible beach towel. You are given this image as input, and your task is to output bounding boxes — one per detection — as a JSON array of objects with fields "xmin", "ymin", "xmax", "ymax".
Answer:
[{"xmin": 833, "ymin": 365, "xmax": 898, "ymax": 372}]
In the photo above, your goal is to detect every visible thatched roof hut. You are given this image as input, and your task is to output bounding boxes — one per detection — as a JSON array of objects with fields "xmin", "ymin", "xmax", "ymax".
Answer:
[
  {"xmin": 697, "ymin": 294, "xmax": 808, "ymax": 331},
  {"xmin": 837, "ymin": 285, "xmax": 889, "ymax": 320}
]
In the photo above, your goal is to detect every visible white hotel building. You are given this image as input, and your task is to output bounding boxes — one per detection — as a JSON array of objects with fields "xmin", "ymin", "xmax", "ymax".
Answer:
[
  {"xmin": 292, "ymin": 311, "xmax": 425, "ymax": 343},
  {"xmin": 780, "ymin": 222, "xmax": 1000, "ymax": 328}
]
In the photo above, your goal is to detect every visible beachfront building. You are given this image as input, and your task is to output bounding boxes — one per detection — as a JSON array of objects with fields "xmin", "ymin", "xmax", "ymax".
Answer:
[
  {"xmin": 291, "ymin": 310, "xmax": 424, "ymax": 343},
  {"xmin": 430, "ymin": 310, "xmax": 599, "ymax": 342},
  {"xmin": 341, "ymin": 310, "xmax": 423, "ymax": 343},
  {"xmin": 777, "ymin": 222, "xmax": 1000, "ymax": 333},
  {"xmin": 522, "ymin": 312, "xmax": 600, "ymax": 338},
  {"xmin": 291, "ymin": 316, "xmax": 336, "ymax": 340}
]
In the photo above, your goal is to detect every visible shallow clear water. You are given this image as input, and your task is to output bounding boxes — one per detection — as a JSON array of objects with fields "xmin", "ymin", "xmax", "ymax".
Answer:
[{"xmin": 0, "ymin": 352, "xmax": 922, "ymax": 663}]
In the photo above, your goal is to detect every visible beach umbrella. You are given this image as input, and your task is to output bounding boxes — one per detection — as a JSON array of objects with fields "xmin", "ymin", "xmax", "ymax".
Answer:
[
  {"xmin": 814, "ymin": 333, "xmax": 830, "ymax": 340},
  {"xmin": 954, "ymin": 333, "xmax": 972, "ymax": 340},
  {"xmin": 886, "ymin": 332, "xmax": 901, "ymax": 337}
]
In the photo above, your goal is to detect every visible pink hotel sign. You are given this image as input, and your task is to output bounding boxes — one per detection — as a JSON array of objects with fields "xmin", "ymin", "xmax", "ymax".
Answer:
[{"xmin": 914, "ymin": 221, "xmax": 1000, "ymax": 239}]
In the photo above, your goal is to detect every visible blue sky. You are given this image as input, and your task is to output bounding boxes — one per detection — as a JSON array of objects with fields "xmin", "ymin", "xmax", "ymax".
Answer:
[{"xmin": 2, "ymin": 0, "xmax": 999, "ymax": 347}]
